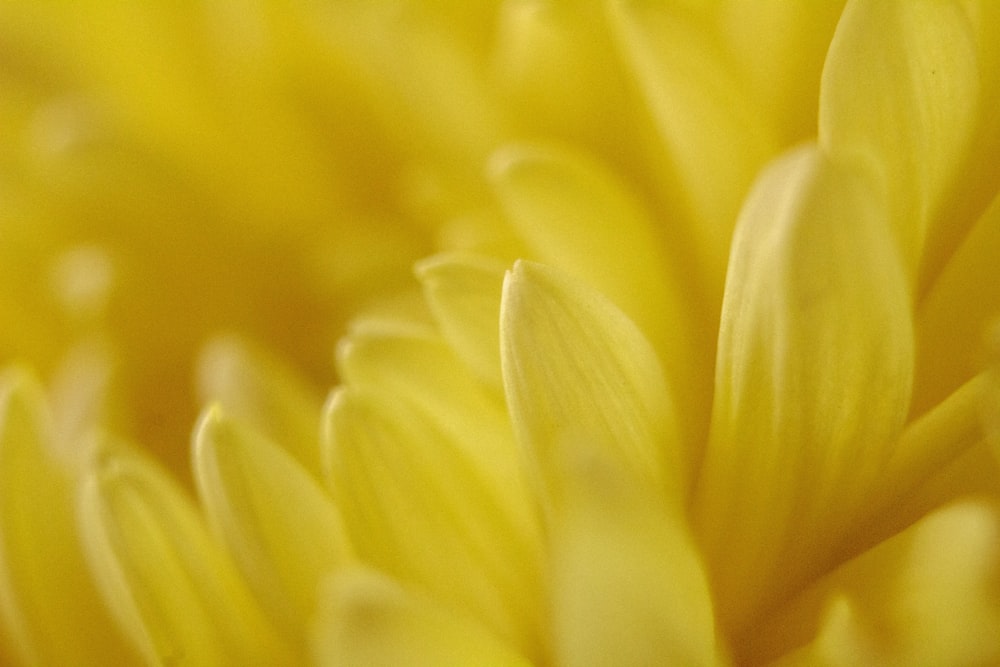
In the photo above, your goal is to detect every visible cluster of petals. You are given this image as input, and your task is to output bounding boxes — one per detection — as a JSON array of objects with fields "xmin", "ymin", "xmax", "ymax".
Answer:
[{"xmin": 2, "ymin": 1, "xmax": 1000, "ymax": 665}]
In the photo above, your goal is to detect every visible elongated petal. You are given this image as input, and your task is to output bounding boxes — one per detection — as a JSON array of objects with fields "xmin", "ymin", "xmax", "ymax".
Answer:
[
  {"xmin": 197, "ymin": 335, "xmax": 323, "ymax": 476},
  {"xmin": 607, "ymin": 0, "xmax": 778, "ymax": 286},
  {"xmin": 500, "ymin": 260, "xmax": 683, "ymax": 511},
  {"xmin": 415, "ymin": 252, "xmax": 508, "ymax": 389},
  {"xmin": 322, "ymin": 388, "xmax": 544, "ymax": 658},
  {"xmin": 0, "ymin": 369, "xmax": 137, "ymax": 666},
  {"xmin": 336, "ymin": 320, "xmax": 534, "ymax": 514},
  {"xmin": 549, "ymin": 436, "xmax": 717, "ymax": 667},
  {"xmin": 768, "ymin": 500, "xmax": 1000, "ymax": 667},
  {"xmin": 696, "ymin": 145, "xmax": 913, "ymax": 632},
  {"xmin": 913, "ymin": 192, "xmax": 1000, "ymax": 414},
  {"xmin": 819, "ymin": 0, "xmax": 980, "ymax": 272},
  {"xmin": 311, "ymin": 567, "xmax": 532, "ymax": 667},
  {"xmin": 77, "ymin": 442, "xmax": 293, "ymax": 666},
  {"xmin": 489, "ymin": 143, "xmax": 710, "ymax": 442},
  {"xmin": 193, "ymin": 406, "xmax": 351, "ymax": 643}
]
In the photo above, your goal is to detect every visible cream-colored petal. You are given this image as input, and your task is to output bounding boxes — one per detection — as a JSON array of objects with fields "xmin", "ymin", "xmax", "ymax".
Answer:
[
  {"xmin": 192, "ymin": 406, "xmax": 352, "ymax": 644},
  {"xmin": 196, "ymin": 335, "xmax": 324, "ymax": 476},
  {"xmin": 500, "ymin": 260, "xmax": 684, "ymax": 511},
  {"xmin": 489, "ymin": 143, "xmax": 710, "ymax": 445},
  {"xmin": 695, "ymin": 145, "xmax": 913, "ymax": 633},
  {"xmin": 548, "ymin": 436, "xmax": 718, "ymax": 667},
  {"xmin": 415, "ymin": 252, "xmax": 507, "ymax": 389},
  {"xmin": 311, "ymin": 567, "xmax": 532, "ymax": 667},
  {"xmin": 607, "ymin": 0, "xmax": 778, "ymax": 290},
  {"xmin": 819, "ymin": 0, "xmax": 980, "ymax": 273},
  {"xmin": 77, "ymin": 441, "xmax": 294, "ymax": 666},
  {"xmin": 768, "ymin": 499, "xmax": 1000, "ymax": 667},
  {"xmin": 322, "ymin": 388, "xmax": 544, "ymax": 659},
  {"xmin": 0, "ymin": 369, "xmax": 137, "ymax": 666}
]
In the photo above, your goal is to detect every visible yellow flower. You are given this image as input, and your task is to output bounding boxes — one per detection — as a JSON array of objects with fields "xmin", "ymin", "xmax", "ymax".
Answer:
[{"xmin": 2, "ymin": 1, "xmax": 1000, "ymax": 665}]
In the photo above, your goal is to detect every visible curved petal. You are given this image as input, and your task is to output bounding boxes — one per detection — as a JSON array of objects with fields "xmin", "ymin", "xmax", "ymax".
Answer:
[
  {"xmin": 192, "ymin": 406, "xmax": 352, "ymax": 643},
  {"xmin": 311, "ymin": 567, "xmax": 532, "ymax": 667},
  {"xmin": 696, "ymin": 145, "xmax": 913, "ymax": 633},
  {"xmin": 322, "ymin": 388, "xmax": 544, "ymax": 659},
  {"xmin": 500, "ymin": 260, "xmax": 685, "ymax": 511},
  {"xmin": 548, "ymin": 435, "xmax": 717, "ymax": 667},
  {"xmin": 820, "ymin": 0, "xmax": 980, "ymax": 273},
  {"xmin": 416, "ymin": 252, "xmax": 508, "ymax": 389},
  {"xmin": 196, "ymin": 335, "xmax": 324, "ymax": 476},
  {"xmin": 0, "ymin": 369, "xmax": 137, "ymax": 666},
  {"xmin": 77, "ymin": 441, "xmax": 293, "ymax": 665},
  {"xmin": 489, "ymin": 143, "xmax": 710, "ymax": 442}
]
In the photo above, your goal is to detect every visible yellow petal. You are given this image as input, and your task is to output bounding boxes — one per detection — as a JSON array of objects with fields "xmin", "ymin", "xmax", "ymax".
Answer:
[
  {"xmin": 695, "ymin": 145, "xmax": 913, "ymax": 632},
  {"xmin": 335, "ymin": 320, "xmax": 533, "ymax": 506},
  {"xmin": 0, "ymin": 369, "xmax": 137, "ymax": 666},
  {"xmin": 192, "ymin": 406, "xmax": 352, "ymax": 643},
  {"xmin": 415, "ymin": 252, "xmax": 507, "ymax": 389},
  {"xmin": 548, "ymin": 435, "xmax": 718, "ymax": 667},
  {"xmin": 770, "ymin": 500, "xmax": 1000, "ymax": 667},
  {"xmin": 607, "ymin": 0, "xmax": 778, "ymax": 288},
  {"xmin": 819, "ymin": 0, "xmax": 980, "ymax": 272},
  {"xmin": 196, "ymin": 335, "xmax": 324, "ymax": 476},
  {"xmin": 322, "ymin": 388, "xmax": 544, "ymax": 658},
  {"xmin": 500, "ymin": 260, "xmax": 684, "ymax": 511},
  {"xmin": 311, "ymin": 567, "xmax": 532, "ymax": 667},
  {"xmin": 77, "ymin": 441, "xmax": 293, "ymax": 666},
  {"xmin": 913, "ymin": 192, "xmax": 1000, "ymax": 415},
  {"xmin": 488, "ymin": 143, "xmax": 710, "ymax": 443}
]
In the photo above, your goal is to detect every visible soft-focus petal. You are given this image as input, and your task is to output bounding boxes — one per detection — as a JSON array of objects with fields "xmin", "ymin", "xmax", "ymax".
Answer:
[
  {"xmin": 549, "ymin": 435, "xmax": 718, "ymax": 667},
  {"xmin": 696, "ymin": 145, "xmax": 913, "ymax": 632},
  {"xmin": 0, "ymin": 369, "xmax": 137, "ymax": 666},
  {"xmin": 819, "ymin": 0, "xmax": 980, "ymax": 273},
  {"xmin": 311, "ymin": 567, "xmax": 532, "ymax": 667},
  {"xmin": 192, "ymin": 406, "xmax": 351, "ymax": 644},
  {"xmin": 489, "ymin": 143, "xmax": 710, "ymax": 443},
  {"xmin": 913, "ymin": 192, "xmax": 1000, "ymax": 415},
  {"xmin": 416, "ymin": 252, "xmax": 508, "ymax": 388},
  {"xmin": 765, "ymin": 500, "xmax": 1000, "ymax": 666},
  {"xmin": 500, "ymin": 259, "xmax": 685, "ymax": 509},
  {"xmin": 607, "ymin": 0, "xmax": 779, "ymax": 291},
  {"xmin": 322, "ymin": 388, "xmax": 544, "ymax": 658},
  {"xmin": 77, "ymin": 441, "xmax": 293, "ymax": 665},
  {"xmin": 196, "ymin": 335, "xmax": 323, "ymax": 476}
]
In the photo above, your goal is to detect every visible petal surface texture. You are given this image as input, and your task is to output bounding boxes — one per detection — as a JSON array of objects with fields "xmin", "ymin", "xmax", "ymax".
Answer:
[{"xmin": 500, "ymin": 259, "xmax": 684, "ymax": 509}]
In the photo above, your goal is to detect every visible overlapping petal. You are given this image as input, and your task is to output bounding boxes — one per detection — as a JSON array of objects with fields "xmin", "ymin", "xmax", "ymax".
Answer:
[
  {"xmin": 193, "ymin": 406, "xmax": 351, "ymax": 644},
  {"xmin": 695, "ymin": 145, "xmax": 913, "ymax": 632},
  {"xmin": 77, "ymin": 441, "xmax": 293, "ymax": 665},
  {"xmin": 0, "ymin": 369, "xmax": 136, "ymax": 665}
]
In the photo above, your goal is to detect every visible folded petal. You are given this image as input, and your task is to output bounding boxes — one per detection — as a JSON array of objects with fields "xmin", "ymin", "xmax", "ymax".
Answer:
[
  {"xmin": 696, "ymin": 145, "xmax": 914, "ymax": 632},
  {"xmin": 77, "ymin": 441, "xmax": 293, "ymax": 665},
  {"xmin": 192, "ymin": 406, "xmax": 352, "ymax": 644},
  {"xmin": 500, "ymin": 260, "xmax": 684, "ymax": 511},
  {"xmin": 311, "ymin": 567, "xmax": 532, "ymax": 667},
  {"xmin": 0, "ymin": 369, "xmax": 137, "ymax": 666}
]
